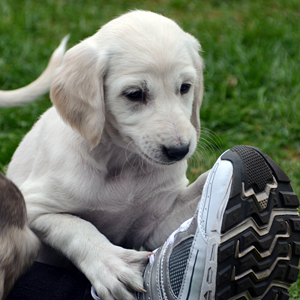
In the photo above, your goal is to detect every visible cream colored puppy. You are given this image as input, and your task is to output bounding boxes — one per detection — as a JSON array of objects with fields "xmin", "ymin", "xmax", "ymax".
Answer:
[{"xmin": 7, "ymin": 11, "xmax": 207, "ymax": 300}]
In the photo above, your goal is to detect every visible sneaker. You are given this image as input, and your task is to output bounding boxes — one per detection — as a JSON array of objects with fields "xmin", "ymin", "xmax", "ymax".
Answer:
[{"xmin": 137, "ymin": 145, "xmax": 300, "ymax": 300}]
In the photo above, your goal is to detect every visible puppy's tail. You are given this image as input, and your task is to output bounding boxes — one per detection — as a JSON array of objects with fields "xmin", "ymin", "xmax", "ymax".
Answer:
[{"xmin": 0, "ymin": 35, "xmax": 69, "ymax": 107}]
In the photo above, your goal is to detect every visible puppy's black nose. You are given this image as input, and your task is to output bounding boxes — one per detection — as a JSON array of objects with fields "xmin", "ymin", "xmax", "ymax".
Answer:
[{"xmin": 163, "ymin": 144, "xmax": 190, "ymax": 161}]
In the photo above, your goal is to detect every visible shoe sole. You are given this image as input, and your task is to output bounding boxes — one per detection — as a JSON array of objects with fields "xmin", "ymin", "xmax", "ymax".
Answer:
[{"xmin": 202, "ymin": 145, "xmax": 300, "ymax": 300}]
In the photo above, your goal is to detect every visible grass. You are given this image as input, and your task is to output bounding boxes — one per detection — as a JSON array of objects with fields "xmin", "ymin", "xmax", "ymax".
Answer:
[{"xmin": 1, "ymin": 0, "xmax": 300, "ymax": 297}]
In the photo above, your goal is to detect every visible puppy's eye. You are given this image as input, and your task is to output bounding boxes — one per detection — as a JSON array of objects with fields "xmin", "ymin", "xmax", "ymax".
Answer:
[
  {"xmin": 125, "ymin": 90, "xmax": 145, "ymax": 101},
  {"xmin": 180, "ymin": 83, "xmax": 191, "ymax": 95}
]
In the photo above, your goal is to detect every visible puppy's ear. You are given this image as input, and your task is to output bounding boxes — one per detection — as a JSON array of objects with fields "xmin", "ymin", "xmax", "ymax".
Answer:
[
  {"xmin": 50, "ymin": 40, "xmax": 106, "ymax": 148},
  {"xmin": 187, "ymin": 35, "xmax": 204, "ymax": 141}
]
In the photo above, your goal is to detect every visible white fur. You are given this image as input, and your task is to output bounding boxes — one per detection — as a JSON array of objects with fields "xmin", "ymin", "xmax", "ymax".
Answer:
[
  {"xmin": 0, "ymin": 36, "xmax": 68, "ymax": 107},
  {"xmin": 7, "ymin": 11, "xmax": 208, "ymax": 300}
]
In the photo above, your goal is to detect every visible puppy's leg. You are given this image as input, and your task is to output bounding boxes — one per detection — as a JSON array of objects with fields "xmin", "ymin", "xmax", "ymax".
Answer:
[
  {"xmin": 0, "ymin": 174, "xmax": 39, "ymax": 300},
  {"xmin": 144, "ymin": 171, "xmax": 209, "ymax": 249},
  {"xmin": 30, "ymin": 213, "xmax": 149, "ymax": 300}
]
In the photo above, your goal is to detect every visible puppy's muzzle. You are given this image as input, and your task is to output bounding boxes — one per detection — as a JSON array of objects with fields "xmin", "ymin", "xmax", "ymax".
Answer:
[{"xmin": 163, "ymin": 143, "xmax": 190, "ymax": 162}]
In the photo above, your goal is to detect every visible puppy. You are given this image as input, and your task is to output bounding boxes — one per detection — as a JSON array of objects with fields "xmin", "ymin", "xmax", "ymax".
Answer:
[
  {"xmin": 7, "ymin": 11, "xmax": 207, "ymax": 300},
  {"xmin": 0, "ymin": 173, "xmax": 39, "ymax": 300},
  {"xmin": 0, "ymin": 37, "xmax": 67, "ymax": 299}
]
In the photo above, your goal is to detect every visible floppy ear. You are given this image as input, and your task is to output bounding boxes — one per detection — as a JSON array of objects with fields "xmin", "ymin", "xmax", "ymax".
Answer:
[
  {"xmin": 187, "ymin": 35, "xmax": 205, "ymax": 141},
  {"xmin": 50, "ymin": 39, "xmax": 106, "ymax": 148}
]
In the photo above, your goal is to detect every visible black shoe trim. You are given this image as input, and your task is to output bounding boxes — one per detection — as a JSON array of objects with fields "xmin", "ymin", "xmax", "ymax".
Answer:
[{"xmin": 216, "ymin": 145, "xmax": 300, "ymax": 300}]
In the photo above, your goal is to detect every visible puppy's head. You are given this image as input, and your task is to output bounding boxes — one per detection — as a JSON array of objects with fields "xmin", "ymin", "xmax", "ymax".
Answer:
[{"xmin": 51, "ymin": 11, "xmax": 204, "ymax": 165}]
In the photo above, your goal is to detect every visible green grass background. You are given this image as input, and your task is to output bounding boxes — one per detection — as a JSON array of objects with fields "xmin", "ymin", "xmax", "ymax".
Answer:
[{"xmin": 1, "ymin": 0, "xmax": 300, "ymax": 297}]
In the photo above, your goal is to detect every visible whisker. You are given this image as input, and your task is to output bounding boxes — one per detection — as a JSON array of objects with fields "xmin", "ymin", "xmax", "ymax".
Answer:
[{"xmin": 188, "ymin": 128, "xmax": 224, "ymax": 180}]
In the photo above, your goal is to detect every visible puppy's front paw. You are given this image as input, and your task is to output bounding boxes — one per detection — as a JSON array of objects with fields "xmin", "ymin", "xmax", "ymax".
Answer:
[{"xmin": 87, "ymin": 247, "xmax": 149, "ymax": 300}]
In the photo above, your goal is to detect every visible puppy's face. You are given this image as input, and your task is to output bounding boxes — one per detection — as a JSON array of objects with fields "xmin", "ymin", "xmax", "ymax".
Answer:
[
  {"xmin": 105, "ymin": 49, "xmax": 197, "ymax": 165},
  {"xmin": 51, "ymin": 11, "xmax": 204, "ymax": 165},
  {"xmin": 102, "ymin": 12, "xmax": 203, "ymax": 165}
]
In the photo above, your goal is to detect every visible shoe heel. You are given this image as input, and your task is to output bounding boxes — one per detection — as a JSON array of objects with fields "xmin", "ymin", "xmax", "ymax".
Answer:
[{"xmin": 215, "ymin": 146, "xmax": 300, "ymax": 300}]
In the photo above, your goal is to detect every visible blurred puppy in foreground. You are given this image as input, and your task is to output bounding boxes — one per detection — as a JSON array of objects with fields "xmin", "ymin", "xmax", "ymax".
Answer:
[
  {"xmin": 0, "ymin": 36, "xmax": 68, "ymax": 299},
  {"xmin": 0, "ymin": 173, "xmax": 39, "ymax": 299}
]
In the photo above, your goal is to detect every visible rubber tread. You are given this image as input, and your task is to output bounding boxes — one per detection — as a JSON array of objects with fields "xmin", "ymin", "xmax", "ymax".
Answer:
[
  {"xmin": 216, "ymin": 146, "xmax": 300, "ymax": 300},
  {"xmin": 231, "ymin": 145, "xmax": 273, "ymax": 192}
]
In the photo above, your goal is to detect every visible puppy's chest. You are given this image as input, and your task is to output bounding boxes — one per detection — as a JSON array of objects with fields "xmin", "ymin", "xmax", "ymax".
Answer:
[
  {"xmin": 103, "ymin": 164, "xmax": 162, "ymax": 205},
  {"xmin": 83, "ymin": 168, "xmax": 178, "ymax": 245},
  {"xmin": 102, "ymin": 170, "xmax": 169, "ymax": 216}
]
